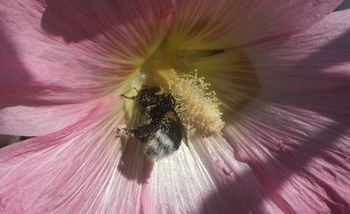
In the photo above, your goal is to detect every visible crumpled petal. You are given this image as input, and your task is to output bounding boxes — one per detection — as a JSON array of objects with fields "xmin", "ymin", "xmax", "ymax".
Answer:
[
  {"xmin": 167, "ymin": 0, "xmax": 341, "ymax": 50},
  {"xmin": 0, "ymin": 97, "xmax": 146, "ymax": 213},
  {"xmin": 0, "ymin": 0, "xmax": 175, "ymax": 136}
]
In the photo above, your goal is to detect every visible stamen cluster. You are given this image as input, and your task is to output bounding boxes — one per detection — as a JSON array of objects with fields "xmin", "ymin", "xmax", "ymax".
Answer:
[{"xmin": 166, "ymin": 70, "xmax": 224, "ymax": 137}]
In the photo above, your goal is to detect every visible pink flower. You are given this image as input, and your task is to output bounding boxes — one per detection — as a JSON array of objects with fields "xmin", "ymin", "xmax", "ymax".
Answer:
[{"xmin": 1, "ymin": 0, "xmax": 350, "ymax": 213}]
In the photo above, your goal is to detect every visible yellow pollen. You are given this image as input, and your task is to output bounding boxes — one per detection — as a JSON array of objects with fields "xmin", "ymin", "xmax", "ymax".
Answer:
[
  {"xmin": 142, "ymin": 47, "xmax": 224, "ymax": 137},
  {"xmin": 166, "ymin": 70, "xmax": 224, "ymax": 137}
]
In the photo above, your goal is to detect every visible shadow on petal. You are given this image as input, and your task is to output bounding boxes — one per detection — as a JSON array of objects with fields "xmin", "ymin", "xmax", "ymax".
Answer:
[
  {"xmin": 0, "ymin": 17, "xmax": 32, "ymax": 89},
  {"xmin": 207, "ymin": 28, "xmax": 350, "ymax": 212},
  {"xmin": 336, "ymin": 1, "xmax": 350, "ymax": 10},
  {"xmin": 264, "ymin": 27, "xmax": 350, "ymax": 125},
  {"xmin": 0, "ymin": 14, "xmax": 68, "ymax": 107},
  {"xmin": 41, "ymin": 0, "xmax": 159, "ymax": 43},
  {"xmin": 294, "ymin": 29, "xmax": 350, "ymax": 74},
  {"xmin": 117, "ymin": 137, "xmax": 155, "ymax": 184},
  {"xmin": 42, "ymin": 0, "xmax": 123, "ymax": 43},
  {"xmin": 116, "ymin": 106, "xmax": 155, "ymax": 184},
  {"xmin": 0, "ymin": 19, "xmax": 46, "ymax": 107},
  {"xmin": 198, "ymin": 120, "xmax": 349, "ymax": 214}
]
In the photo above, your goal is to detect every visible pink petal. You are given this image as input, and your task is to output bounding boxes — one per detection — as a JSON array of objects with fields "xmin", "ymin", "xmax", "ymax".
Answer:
[
  {"xmin": 201, "ymin": 10, "xmax": 350, "ymax": 213},
  {"xmin": 0, "ymin": 96, "xmax": 289, "ymax": 213},
  {"xmin": 193, "ymin": 137, "xmax": 287, "ymax": 213},
  {"xmin": 223, "ymin": 95, "xmax": 350, "ymax": 213},
  {"xmin": 220, "ymin": 11, "xmax": 350, "ymax": 211},
  {"xmin": 0, "ymin": 0, "xmax": 175, "ymax": 135},
  {"xmin": 0, "ymin": 0, "xmax": 175, "ymax": 101},
  {"xmin": 245, "ymin": 9, "xmax": 350, "ymax": 93},
  {"xmin": 167, "ymin": 0, "xmax": 341, "ymax": 50},
  {"xmin": 142, "ymin": 137, "xmax": 290, "ymax": 213},
  {"xmin": 140, "ymin": 144, "xmax": 219, "ymax": 213},
  {"xmin": 0, "ymin": 101, "xmax": 99, "ymax": 136},
  {"xmin": 0, "ymin": 97, "xmax": 146, "ymax": 213}
]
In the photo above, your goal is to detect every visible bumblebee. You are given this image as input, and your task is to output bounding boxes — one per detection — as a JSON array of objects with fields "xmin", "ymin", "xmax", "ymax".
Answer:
[{"xmin": 117, "ymin": 87, "xmax": 186, "ymax": 160}]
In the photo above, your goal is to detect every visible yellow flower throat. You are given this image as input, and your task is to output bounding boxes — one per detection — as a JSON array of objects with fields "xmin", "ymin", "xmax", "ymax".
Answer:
[{"xmin": 140, "ymin": 45, "xmax": 224, "ymax": 137}]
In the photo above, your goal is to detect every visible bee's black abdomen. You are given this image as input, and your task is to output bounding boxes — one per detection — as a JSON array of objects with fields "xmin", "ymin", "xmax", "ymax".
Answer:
[
  {"xmin": 160, "ymin": 116, "xmax": 182, "ymax": 150},
  {"xmin": 119, "ymin": 87, "xmax": 185, "ymax": 160},
  {"xmin": 144, "ymin": 117, "xmax": 182, "ymax": 159}
]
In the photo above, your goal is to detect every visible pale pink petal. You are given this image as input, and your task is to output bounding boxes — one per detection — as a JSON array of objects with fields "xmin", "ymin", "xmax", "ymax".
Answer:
[
  {"xmin": 0, "ymin": 101, "xmax": 99, "ymax": 136},
  {"xmin": 167, "ymin": 0, "xmax": 341, "ymax": 50},
  {"xmin": 192, "ymin": 137, "xmax": 285, "ymax": 213},
  {"xmin": 214, "ymin": 9, "xmax": 350, "ymax": 213},
  {"xmin": 0, "ymin": 0, "xmax": 175, "ymax": 136},
  {"xmin": 141, "ymin": 137, "xmax": 287, "ymax": 213},
  {"xmin": 245, "ymin": 9, "xmax": 350, "ymax": 93},
  {"xmin": 223, "ymin": 96, "xmax": 350, "ymax": 213},
  {"xmin": 1, "ymin": 98, "xmax": 287, "ymax": 213},
  {"xmin": 199, "ymin": 11, "xmax": 350, "ymax": 213},
  {"xmin": 140, "ymin": 144, "xmax": 218, "ymax": 213},
  {"xmin": 0, "ymin": 0, "xmax": 175, "ymax": 102},
  {"xmin": 0, "ymin": 97, "xmax": 148, "ymax": 213}
]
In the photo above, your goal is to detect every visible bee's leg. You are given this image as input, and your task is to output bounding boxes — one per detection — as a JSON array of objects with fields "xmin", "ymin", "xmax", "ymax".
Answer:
[
  {"xmin": 121, "ymin": 94, "xmax": 137, "ymax": 100},
  {"xmin": 133, "ymin": 87, "xmax": 140, "ymax": 93},
  {"xmin": 115, "ymin": 124, "xmax": 127, "ymax": 137},
  {"xmin": 141, "ymin": 85, "xmax": 154, "ymax": 89},
  {"xmin": 121, "ymin": 87, "xmax": 142, "ymax": 100},
  {"xmin": 116, "ymin": 122, "xmax": 159, "ymax": 143}
]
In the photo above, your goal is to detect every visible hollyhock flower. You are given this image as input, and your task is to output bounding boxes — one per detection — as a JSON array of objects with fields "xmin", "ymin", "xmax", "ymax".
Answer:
[{"xmin": 1, "ymin": 0, "xmax": 350, "ymax": 213}]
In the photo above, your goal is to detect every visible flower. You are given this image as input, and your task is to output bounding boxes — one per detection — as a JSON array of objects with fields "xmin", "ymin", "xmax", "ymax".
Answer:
[{"xmin": 1, "ymin": 0, "xmax": 350, "ymax": 213}]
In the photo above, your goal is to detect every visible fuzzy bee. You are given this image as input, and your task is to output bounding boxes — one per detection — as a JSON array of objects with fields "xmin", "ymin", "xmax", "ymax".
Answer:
[{"xmin": 117, "ymin": 87, "xmax": 187, "ymax": 160}]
